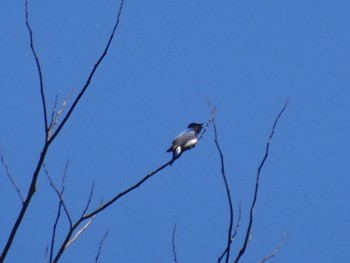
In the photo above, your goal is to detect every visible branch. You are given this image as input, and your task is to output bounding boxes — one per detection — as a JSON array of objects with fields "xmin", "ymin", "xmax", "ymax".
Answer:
[
  {"xmin": 82, "ymin": 182, "xmax": 95, "ymax": 216},
  {"xmin": 50, "ymin": 199, "xmax": 63, "ymax": 263},
  {"xmin": 212, "ymin": 118, "xmax": 234, "ymax": 263},
  {"xmin": 1, "ymin": 153, "xmax": 24, "ymax": 203},
  {"xmin": 172, "ymin": 223, "xmax": 178, "ymax": 263},
  {"xmin": 233, "ymin": 98, "xmax": 289, "ymax": 263}
]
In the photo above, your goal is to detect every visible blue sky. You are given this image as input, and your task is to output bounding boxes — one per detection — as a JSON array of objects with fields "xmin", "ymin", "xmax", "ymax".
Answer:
[{"xmin": 1, "ymin": 0, "xmax": 350, "ymax": 262}]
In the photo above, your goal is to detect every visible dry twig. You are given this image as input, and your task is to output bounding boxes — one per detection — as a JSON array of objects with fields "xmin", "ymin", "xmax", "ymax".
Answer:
[
  {"xmin": 1, "ymin": 153, "xmax": 24, "ymax": 203},
  {"xmin": 233, "ymin": 98, "xmax": 289, "ymax": 263},
  {"xmin": 95, "ymin": 231, "xmax": 109, "ymax": 263},
  {"xmin": 260, "ymin": 232, "xmax": 286, "ymax": 263},
  {"xmin": 172, "ymin": 224, "xmax": 179, "ymax": 263}
]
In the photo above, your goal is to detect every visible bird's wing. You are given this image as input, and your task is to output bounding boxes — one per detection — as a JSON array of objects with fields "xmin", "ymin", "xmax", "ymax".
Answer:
[
  {"xmin": 167, "ymin": 130, "xmax": 196, "ymax": 152},
  {"xmin": 172, "ymin": 131, "xmax": 196, "ymax": 147}
]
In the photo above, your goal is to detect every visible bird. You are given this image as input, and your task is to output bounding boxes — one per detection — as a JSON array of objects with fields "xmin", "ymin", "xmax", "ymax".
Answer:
[{"xmin": 167, "ymin": 122, "xmax": 203, "ymax": 165}]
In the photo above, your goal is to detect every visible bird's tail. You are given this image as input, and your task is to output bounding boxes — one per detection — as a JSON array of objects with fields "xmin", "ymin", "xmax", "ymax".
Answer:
[{"xmin": 169, "ymin": 152, "xmax": 176, "ymax": 166}]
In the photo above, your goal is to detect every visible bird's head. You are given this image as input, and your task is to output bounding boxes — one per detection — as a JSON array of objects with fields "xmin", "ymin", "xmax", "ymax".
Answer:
[{"xmin": 187, "ymin": 122, "xmax": 203, "ymax": 133}]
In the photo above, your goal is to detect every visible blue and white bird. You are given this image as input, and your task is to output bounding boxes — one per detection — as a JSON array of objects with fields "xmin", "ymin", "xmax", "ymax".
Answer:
[{"xmin": 167, "ymin": 122, "xmax": 203, "ymax": 165}]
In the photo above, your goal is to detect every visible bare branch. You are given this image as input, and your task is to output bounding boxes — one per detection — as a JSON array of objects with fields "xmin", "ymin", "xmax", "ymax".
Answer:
[
  {"xmin": 25, "ymin": 0, "xmax": 48, "ymax": 138},
  {"xmin": 50, "ymin": 198, "xmax": 63, "ymax": 263},
  {"xmin": 87, "ymin": 161, "xmax": 171, "ymax": 218},
  {"xmin": 233, "ymin": 98, "xmax": 289, "ymax": 263},
  {"xmin": 212, "ymin": 117, "xmax": 234, "ymax": 263},
  {"xmin": 61, "ymin": 160, "xmax": 70, "ymax": 187},
  {"xmin": 172, "ymin": 223, "xmax": 178, "ymax": 263},
  {"xmin": 198, "ymin": 98, "xmax": 216, "ymax": 142},
  {"xmin": 95, "ymin": 231, "xmax": 109, "ymax": 263},
  {"xmin": 1, "ymin": 153, "xmax": 24, "ymax": 203},
  {"xmin": 82, "ymin": 182, "xmax": 95, "ymax": 217},
  {"xmin": 260, "ymin": 232, "xmax": 286, "ymax": 263}
]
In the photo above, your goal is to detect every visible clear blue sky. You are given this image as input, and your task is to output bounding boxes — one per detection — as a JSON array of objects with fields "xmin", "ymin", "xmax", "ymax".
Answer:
[{"xmin": 1, "ymin": 0, "xmax": 350, "ymax": 262}]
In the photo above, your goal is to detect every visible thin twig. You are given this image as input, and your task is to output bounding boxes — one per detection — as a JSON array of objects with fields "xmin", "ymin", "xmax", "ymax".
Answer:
[
  {"xmin": 61, "ymin": 160, "xmax": 70, "ymax": 188},
  {"xmin": 82, "ymin": 182, "xmax": 95, "ymax": 216},
  {"xmin": 213, "ymin": 118, "xmax": 234, "ymax": 263},
  {"xmin": 198, "ymin": 98, "xmax": 216, "ymax": 142},
  {"xmin": 233, "ymin": 98, "xmax": 289, "ymax": 263},
  {"xmin": 25, "ymin": 0, "xmax": 48, "ymax": 139},
  {"xmin": 260, "ymin": 231, "xmax": 286, "ymax": 263},
  {"xmin": 44, "ymin": 164, "xmax": 72, "ymax": 227},
  {"xmin": 95, "ymin": 231, "xmax": 109, "ymax": 263},
  {"xmin": 1, "ymin": 153, "xmax": 24, "ymax": 203},
  {"xmin": 50, "ymin": 199, "xmax": 63, "ymax": 263},
  {"xmin": 172, "ymin": 224, "xmax": 178, "ymax": 263},
  {"xmin": 49, "ymin": 95, "xmax": 58, "ymax": 134}
]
